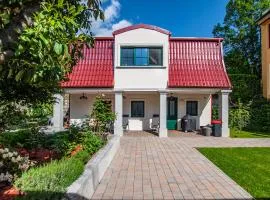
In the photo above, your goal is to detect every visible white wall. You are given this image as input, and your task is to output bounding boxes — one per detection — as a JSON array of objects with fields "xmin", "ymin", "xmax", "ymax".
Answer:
[
  {"xmin": 114, "ymin": 28, "xmax": 169, "ymax": 90},
  {"xmin": 69, "ymin": 93, "xmax": 212, "ymax": 131},
  {"xmin": 123, "ymin": 93, "xmax": 159, "ymax": 131},
  {"xmin": 175, "ymin": 94, "xmax": 211, "ymax": 130},
  {"xmin": 70, "ymin": 94, "xmax": 114, "ymax": 124}
]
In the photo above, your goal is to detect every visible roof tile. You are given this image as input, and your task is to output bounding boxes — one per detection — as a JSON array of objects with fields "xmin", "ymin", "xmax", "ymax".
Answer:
[
  {"xmin": 168, "ymin": 39, "xmax": 231, "ymax": 88},
  {"xmin": 61, "ymin": 38, "xmax": 114, "ymax": 88}
]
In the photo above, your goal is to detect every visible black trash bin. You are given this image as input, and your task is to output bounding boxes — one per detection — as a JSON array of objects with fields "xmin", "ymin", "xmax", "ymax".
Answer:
[
  {"xmin": 211, "ymin": 120, "xmax": 222, "ymax": 137},
  {"xmin": 181, "ymin": 116, "xmax": 188, "ymax": 132},
  {"xmin": 181, "ymin": 115, "xmax": 196, "ymax": 132}
]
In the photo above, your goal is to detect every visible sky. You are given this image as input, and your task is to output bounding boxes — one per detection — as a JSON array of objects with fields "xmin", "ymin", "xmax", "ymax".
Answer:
[{"xmin": 92, "ymin": 0, "xmax": 229, "ymax": 37}]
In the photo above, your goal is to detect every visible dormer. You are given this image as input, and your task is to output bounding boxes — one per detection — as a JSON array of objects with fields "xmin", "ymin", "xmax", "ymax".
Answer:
[{"xmin": 113, "ymin": 24, "xmax": 170, "ymax": 90}]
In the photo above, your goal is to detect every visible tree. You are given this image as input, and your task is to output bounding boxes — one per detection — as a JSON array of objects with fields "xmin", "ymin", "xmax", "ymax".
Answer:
[
  {"xmin": 91, "ymin": 95, "xmax": 116, "ymax": 133},
  {"xmin": 0, "ymin": 0, "xmax": 104, "ymax": 130},
  {"xmin": 213, "ymin": 0, "xmax": 270, "ymax": 77}
]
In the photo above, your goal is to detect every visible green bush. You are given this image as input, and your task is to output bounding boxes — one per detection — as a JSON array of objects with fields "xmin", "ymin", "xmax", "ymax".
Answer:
[
  {"xmin": 0, "ymin": 126, "xmax": 105, "ymax": 158},
  {"xmin": 82, "ymin": 131, "xmax": 105, "ymax": 155},
  {"xmin": 14, "ymin": 151, "xmax": 89, "ymax": 200},
  {"xmin": 248, "ymin": 96, "xmax": 270, "ymax": 132},
  {"xmin": 229, "ymin": 100, "xmax": 251, "ymax": 131},
  {"xmin": 212, "ymin": 105, "xmax": 219, "ymax": 120},
  {"xmin": 0, "ymin": 128, "xmax": 47, "ymax": 149},
  {"xmin": 90, "ymin": 95, "xmax": 116, "ymax": 133}
]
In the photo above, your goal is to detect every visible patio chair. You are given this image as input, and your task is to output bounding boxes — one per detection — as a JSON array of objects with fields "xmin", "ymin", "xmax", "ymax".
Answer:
[
  {"xmin": 150, "ymin": 116, "xmax": 159, "ymax": 133},
  {"xmin": 122, "ymin": 117, "xmax": 129, "ymax": 131}
]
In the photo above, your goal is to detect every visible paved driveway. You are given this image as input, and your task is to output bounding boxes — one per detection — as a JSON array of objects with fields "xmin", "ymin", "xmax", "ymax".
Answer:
[{"xmin": 92, "ymin": 133, "xmax": 270, "ymax": 199}]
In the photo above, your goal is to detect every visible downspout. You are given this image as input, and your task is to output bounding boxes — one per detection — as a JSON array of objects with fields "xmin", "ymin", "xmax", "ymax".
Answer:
[{"xmin": 210, "ymin": 94, "xmax": 212, "ymax": 121}]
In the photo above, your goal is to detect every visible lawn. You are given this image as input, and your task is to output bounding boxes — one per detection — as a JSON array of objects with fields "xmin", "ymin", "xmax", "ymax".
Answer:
[
  {"xmin": 198, "ymin": 147, "xmax": 270, "ymax": 199},
  {"xmin": 230, "ymin": 129, "xmax": 270, "ymax": 138}
]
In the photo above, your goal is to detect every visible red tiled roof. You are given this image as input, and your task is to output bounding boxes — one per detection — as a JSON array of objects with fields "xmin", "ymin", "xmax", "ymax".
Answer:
[
  {"xmin": 113, "ymin": 24, "xmax": 171, "ymax": 36},
  {"xmin": 61, "ymin": 38, "xmax": 114, "ymax": 88},
  {"xmin": 168, "ymin": 38, "xmax": 231, "ymax": 88},
  {"xmin": 61, "ymin": 31, "xmax": 231, "ymax": 89}
]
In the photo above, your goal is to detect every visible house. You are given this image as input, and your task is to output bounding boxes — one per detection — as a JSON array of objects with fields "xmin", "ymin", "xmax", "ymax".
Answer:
[
  {"xmin": 258, "ymin": 9, "xmax": 270, "ymax": 100},
  {"xmin": 52, "ymin": 24, "xmax": 232, "ymax": 137}
]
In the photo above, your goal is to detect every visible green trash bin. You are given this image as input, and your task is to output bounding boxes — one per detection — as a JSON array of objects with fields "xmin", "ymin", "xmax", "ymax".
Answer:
[{"xmin": 211, "ymin": 120, "xmax": 222, "ymax": 137}]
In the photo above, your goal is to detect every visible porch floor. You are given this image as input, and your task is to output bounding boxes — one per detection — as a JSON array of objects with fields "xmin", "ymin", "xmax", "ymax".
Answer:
[{"xmin": 124, "ymin": 130, "xmax": 203, "ymax": 137}]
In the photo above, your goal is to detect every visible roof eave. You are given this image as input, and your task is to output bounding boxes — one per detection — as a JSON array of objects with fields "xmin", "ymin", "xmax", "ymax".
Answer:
[
  {"xmin": 113, "ymin": 24, "xmax": 171, "ymax": 36},
  {"xmin": 170, "ymin": 37, "xmax": 224, "ymax": 42}
]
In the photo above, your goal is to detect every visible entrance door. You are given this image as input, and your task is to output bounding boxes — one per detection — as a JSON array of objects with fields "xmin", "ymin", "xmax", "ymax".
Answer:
[{"xmin": 167, "ymin": 97, "xmax": 178, "ymax": 130}]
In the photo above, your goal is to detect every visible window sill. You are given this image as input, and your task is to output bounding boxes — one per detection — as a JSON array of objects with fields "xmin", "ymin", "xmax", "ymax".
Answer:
[{"xmin": 116, "ymin": 66, "xmax": 166, "ymax": 69}]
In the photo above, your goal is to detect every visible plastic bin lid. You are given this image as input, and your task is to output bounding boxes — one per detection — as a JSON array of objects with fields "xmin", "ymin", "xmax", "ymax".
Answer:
[{"xmin": 211, "ymin": 120, "xmax": 222, "ymax": 124}]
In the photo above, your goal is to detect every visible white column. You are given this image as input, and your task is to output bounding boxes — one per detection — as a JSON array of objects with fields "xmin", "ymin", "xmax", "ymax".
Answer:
[
  {"xmin": 218, "ymin": 90, "xmax": 231, "ymax": 137},
  {"xmin": 53, "ymin": 94, "xmax": 64, "ymax": 132},
  {"xmin": 114, "ymin": 91, "xmax": 123, "ymax": 136},
  {"xmin": 159, "ymin": 91, "xmax": 168, "ymax": 137}
]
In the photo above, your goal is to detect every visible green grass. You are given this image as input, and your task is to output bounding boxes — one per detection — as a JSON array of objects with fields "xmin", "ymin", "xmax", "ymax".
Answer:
[
  {"xmin": 14, "ymin": 150, "xmax": 91, "ymax": 200},
  {"xmin": 198, "ymin": 147, "xmax": 270, "ymax": 199},
  {"xmin": 230, "ymin": 129, "xmax": 270, "ymax": 138}
]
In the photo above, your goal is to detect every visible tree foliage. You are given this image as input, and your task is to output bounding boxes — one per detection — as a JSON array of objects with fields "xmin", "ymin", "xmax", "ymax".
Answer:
[
  {"xmin": 229, "ymin": 99, "xmax": 251, "ymax": 131},
  {"xmin": 213, "ymin": 0, "xmax": 270, "ymax": 76},
  {"xmin": 91, "ymin": 95, "xmax": 116, "ymax": 133},
  {"xmin": 0, "ymin": 0, "xmax": 103, "ymax": 104},
  {"xmin": 229, "ymin": 74, "xmax": 261, "ymax": 103},
  {"xmin": 0, "ymin": 0, "xmax": 104, "ymax": 131}
]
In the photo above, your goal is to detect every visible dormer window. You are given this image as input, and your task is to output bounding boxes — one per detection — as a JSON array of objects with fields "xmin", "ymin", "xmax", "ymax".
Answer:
[{"xmin": 121, "ymin": 47, "xmax": 163, "ymax": 66}]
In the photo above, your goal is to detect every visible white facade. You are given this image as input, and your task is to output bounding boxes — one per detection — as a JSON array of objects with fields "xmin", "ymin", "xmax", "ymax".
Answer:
[
  {"xmin": 54, "ymin": 25, "xmax": 231, "ymax": 137},
  {"xmin": 66, "ymin": 92, "xmax": 211, "ymax": 131},
  {"xmin": 114, "ymin": 28, "xmax": 169, "ymax": 90}
]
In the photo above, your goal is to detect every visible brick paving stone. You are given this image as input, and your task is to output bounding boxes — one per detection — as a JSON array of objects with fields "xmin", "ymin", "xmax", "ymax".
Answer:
[{"xmin": 91, "ymin": 131, "xmax": 270, "ymax": 199}]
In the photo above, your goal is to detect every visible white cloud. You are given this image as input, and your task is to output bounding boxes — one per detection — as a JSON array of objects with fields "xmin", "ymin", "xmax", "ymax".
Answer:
[
  {"xmin": 91, "ymin": 0, "xmax": 132, "ymax": 36},
  {"xmin": 112, "ymin": 20, "xmax": 132, "ymax": 31}
]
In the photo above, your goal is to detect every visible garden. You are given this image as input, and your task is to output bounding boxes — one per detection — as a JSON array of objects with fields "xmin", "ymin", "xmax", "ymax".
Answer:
[{"xmin": 0, "ymin": 95, "xmax": 115, "ymax": 200}]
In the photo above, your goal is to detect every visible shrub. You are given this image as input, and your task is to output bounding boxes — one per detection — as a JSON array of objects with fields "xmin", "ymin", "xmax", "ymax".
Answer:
[
  {"xmin": 0, "ymin": 148, "xmax": 35, "ymax": 183},
  {"xmin": 81, "ymin": 131, "xmax": 105, "ymax": 154},
  {"xmin": 212, "ymin": 105, "xmax": 219, "ymax": 120},
  {"xmin": 15, "ymin": 151, "xmax": 89, "ymax": 200},
  {"xmin": 248, "ymin": 96, "xmax": 270, "ymax": 132},
  {"xmin": 229, "ymin": 100, "xmax": 251, "ymax": 131},
  {"xmin": 90, "ymin": 95, "xmax": 116, "ymax": 133},
  {"xmin": 0, "ymin": 126, "xmax": 104, "ymax": 157},
  {"xmin": 0, "ymin": 128, "xmax": 47, "ymax": 150}
]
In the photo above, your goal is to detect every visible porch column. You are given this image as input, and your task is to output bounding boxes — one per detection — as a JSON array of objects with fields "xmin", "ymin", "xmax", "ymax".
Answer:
[
  {"xmin": 114, "ymin": 91, "xmax": 123, "ymax": 136},
  {"xmin": 218, "ymin": 90, "xmax": 231, "ymax": 137},
  {"xmin": 53, "ymin": 94, "xmax": 64, "ymax": 132},
  {"xmin": 159, "ymin": 91, "xmax": 168, "ymax": 137}
]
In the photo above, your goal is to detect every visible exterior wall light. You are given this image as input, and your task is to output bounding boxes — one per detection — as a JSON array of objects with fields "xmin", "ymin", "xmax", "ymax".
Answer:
[{"xmin": 79, "ymin": 93, "xmax": 88, "ymax": 100}]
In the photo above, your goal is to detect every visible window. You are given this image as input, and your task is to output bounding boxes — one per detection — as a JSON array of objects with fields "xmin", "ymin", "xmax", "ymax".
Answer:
[
  {"xmin": 131, "ymin": 101, "xmax": 144, "ymax": 117},
  {"xmin": 121, "ymin": 48, "xmax": 134, "ymax": 66},
  {"xmin": 186, "ymin": 101, "xmax": 198, "ymax": 116},
  {"xmin": 121, "ymin": 47, "xmax": 162, "ymax": 66},
  {"xmin": 169, "ymin": 100, "xmax": 175, "ymax": 117}
]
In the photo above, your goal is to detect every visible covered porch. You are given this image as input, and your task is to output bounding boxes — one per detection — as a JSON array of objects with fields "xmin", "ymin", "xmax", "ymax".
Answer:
[{"xmin": 52, "ymin": 88, "xmax": 231, "ymax": 137}]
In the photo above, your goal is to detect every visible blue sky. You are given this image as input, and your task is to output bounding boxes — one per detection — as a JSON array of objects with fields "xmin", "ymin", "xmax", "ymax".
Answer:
[{"xmin": 92, "ymin": 0, "xmax": 229, "ymax": 37}]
